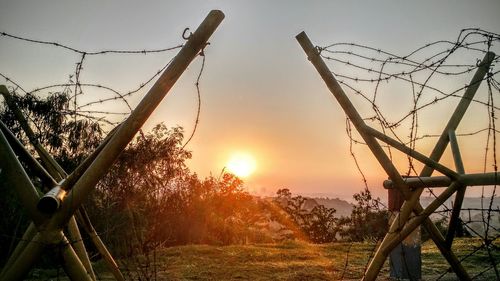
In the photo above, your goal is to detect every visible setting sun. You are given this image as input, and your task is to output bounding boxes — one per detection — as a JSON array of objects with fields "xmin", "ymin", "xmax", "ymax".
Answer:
[{"xmin": 226, "ymin": 152, "xmax": 256, "ymax": 178}]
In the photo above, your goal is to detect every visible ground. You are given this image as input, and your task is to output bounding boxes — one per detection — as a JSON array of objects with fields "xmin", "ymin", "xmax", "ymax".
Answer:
[{"xmin": 27, "ymin": 238, "xmax": 498, "ymax": 280}]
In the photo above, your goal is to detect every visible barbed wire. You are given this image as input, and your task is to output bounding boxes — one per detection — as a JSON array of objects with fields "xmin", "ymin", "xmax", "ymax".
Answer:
[
  {"xmin": 0, "ymin": 30, "xmax": 206, "ymax": 139},
  {"xmin": 0, "ymin": 28, "xmax": 211, "ymax": 279},
  {"xmin": 319, "ymin": 28, "xmax": 500, "ymax": 280}
]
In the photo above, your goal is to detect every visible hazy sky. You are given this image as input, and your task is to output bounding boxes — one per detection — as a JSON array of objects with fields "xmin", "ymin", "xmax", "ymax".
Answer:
[{"xmin": 1, "ymin": 1, "xmax": 499, "ymax": 201}]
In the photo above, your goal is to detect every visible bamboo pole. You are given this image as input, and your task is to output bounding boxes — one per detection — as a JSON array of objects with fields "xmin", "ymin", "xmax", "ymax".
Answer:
[
  {"xmin": 57, "ymin": 232, "xmax": 94, "ymax": 281},
  {"xmin": 421, "ymin": 53, "xmax": 495, "ymax": 177},
  {"xmin": 0, "ymin": 223, "xmax": 37, "ymax": 278},
  {"xmin": 76, "ymin": 209, "xmax": 126, "ymax": 281},
  {"xmin": 0, "ymin": 86, "xmax": 66, "ymax": 178},
  {"xmin": 445, "ymin": 130, "xmax": 466, "ymax": 248},
  {"xmin": 0, "ymin": 233, "xmax": 46, "ymax": 281},
  {"xmin": 0, "ymin": 128, "xmax": 46, "ymax": 226},
  {"xmin": 66, "ymin": 216, "xmax": 96, "ymax": 280},
  {"xmin": 295, "ymin": 32, "xmax": 412, "ymax": 199},
  {"xmin": 383, "ymin": 172, "xmax": 500, "ymax": 189},
  {"xmin": 0, "ymin": 120, "xmax": 58, "ymax": 187},
  {"xmin": 365, "ymin": 125, "xmax": 459, "ymax": 178}
]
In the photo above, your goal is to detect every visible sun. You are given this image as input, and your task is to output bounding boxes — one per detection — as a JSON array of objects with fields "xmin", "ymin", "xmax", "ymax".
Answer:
[{"xmin": 226, "ymin": 152, "xmax": 256, "ymax": 178}]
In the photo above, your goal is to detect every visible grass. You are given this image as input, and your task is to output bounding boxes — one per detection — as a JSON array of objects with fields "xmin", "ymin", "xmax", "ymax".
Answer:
[
  {"xmin": 155, "ymin": 241, "xmax": 382, "ymax": 280},
  {"xmin": 27, "ymin": 238, "xmax": 498, "ymax": 280}
]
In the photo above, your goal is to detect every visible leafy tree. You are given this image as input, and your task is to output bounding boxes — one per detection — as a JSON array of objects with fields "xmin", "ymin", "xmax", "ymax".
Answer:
[
  {"xmin": 274, "ymin": 189, "xmax": 338, "ymax": 243},
  {"xmin": 0, "ymin": 91, "xmax": 103, "ymax": 170},
  {"xmin": 305, "ymin": 205, "xmax": 338, "ymax": 243},
  {"xmin": 337, "ymin": 188, "xmax": 389, "ymax": 241}
]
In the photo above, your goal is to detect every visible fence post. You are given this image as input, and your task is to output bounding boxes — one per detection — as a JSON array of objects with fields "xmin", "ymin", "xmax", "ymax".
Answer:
[{"xmin": 387, "ymin": 186, "xmax": 421, "ymax": 280}]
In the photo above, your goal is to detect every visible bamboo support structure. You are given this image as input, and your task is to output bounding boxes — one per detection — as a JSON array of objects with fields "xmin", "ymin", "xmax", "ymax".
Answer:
[
  {"xmin": 296, "ymin": 31, "xmax": 494, "ymax": 280},
  {"xmin": 371, "ymin": 51, "xmax": 494, "ymax": 280},
  {"xmin": 0, "ymin": 86, "xmax": 97, "ymax": 280},
  {"xmin": 0, "ymin": 10, "xmax": 224, "ymax": 280}
]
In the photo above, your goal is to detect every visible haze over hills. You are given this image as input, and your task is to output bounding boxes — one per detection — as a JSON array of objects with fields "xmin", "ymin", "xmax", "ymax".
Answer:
[
  {"xmin": 302, "ymin": 197, "xmax": 354, "ymax": 217},
  {"xmin": 274, "ymin": 194, "xmax": 499, "ymax": 237}
]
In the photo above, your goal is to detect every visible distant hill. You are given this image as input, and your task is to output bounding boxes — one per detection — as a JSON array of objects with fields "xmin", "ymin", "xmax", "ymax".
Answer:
[
  {"xmin": 420, "ymin": 196, "xmax": 499, "ymax": 237},
  {"xmin": 311, "ymin": 197, "xmax": 354, "ymax": 217},
  {"xmin": 269, "ymin": 195, "xmax": 354, "ymax": 218},
  {"xmin": 420, "ymin": 196, "xmax": 499, "ymax": 210}
]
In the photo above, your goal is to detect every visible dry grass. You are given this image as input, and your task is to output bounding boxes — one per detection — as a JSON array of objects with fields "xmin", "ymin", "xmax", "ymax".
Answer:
[{"xmin": 27, "ymin": 238, "xmax": 498, "ymax": 280}]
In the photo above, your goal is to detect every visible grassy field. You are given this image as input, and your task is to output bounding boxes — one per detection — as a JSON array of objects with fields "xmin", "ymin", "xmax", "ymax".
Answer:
[{"xmin": 28, "ymin": 238, "xmax": 498, "ymax": 280}]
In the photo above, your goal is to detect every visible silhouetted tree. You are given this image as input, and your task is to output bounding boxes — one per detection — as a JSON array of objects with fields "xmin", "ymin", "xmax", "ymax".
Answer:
[
  {"xmin": 274, "ymin": 189, "xmax": 338, "ymax": 243},
  {"xmin": 337, "ymin": 188, "xmax": 388, "ymax": 241}
]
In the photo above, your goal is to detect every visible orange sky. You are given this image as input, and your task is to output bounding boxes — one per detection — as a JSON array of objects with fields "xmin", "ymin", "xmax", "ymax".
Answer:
[{"xmin": 1, "ymin": 1, "xmax": 500, "ymax": 201}]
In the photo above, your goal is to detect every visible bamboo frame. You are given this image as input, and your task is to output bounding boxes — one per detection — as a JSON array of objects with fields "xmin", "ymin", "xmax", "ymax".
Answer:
[
  {"xmin": 0, "ymin": 10, "xmax": 224, "ymax": 280},
  {"xmin": 296, "ymin": 31, "xmax": 496, "ymax": 280}
]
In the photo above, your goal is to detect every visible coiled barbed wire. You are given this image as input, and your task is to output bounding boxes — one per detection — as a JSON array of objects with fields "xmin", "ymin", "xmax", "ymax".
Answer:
[
  {"xmin": 0, "ymin": 30, "xmax": 206, "ymax": 146},
  {"xmin": 320, "ymin": 28, "xmax": 499, "ymax": 280}
]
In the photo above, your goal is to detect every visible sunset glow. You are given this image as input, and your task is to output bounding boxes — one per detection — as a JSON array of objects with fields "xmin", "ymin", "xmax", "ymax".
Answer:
[{"xmin": 226, "ymin": 152, "xmax": 256, "ymax": 178}]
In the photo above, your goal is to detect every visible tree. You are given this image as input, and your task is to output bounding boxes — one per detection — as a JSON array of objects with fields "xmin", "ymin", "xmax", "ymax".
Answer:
[
  {"xmin": 0, "ymin": 91, "xmax": 103, "ymax": 170},
  {"xmin": 305, "ymin": 205, "xmax": 338, "ymax": 243},
  {"xmin": 274, "ymin": 189, "xmax": 338, "ymax": 243},
  {"xmin": 337, "ymin": 188, "xmax": 389, "ymax": 241}
]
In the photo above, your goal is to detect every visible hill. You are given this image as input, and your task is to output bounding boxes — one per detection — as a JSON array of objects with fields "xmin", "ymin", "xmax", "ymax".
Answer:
[
  {"xmin": 269, "ymin": 196, "xmax": 354, "ymax": 217},
  {"xmin": 312, "ymin": 197, "xmax": 354, "ymax": 217},
  {"xmin": 420, "ymin": 196, "xmax": 500, "ymax": 237}
]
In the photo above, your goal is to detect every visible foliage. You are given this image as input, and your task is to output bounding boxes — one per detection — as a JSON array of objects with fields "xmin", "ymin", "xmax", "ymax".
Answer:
[
  {"xmin": 274, "ymin": 188, "xmax": 389, "ymax": 243},
  {"xmin": 0, "ymin": 92, "xmax": 103, "ymax": 170},
  {"xmin": 336, "ymin": 188, "xmax": 389, "ymax": 242},
  {"xmin": 275, "ymin": 188, "xmax": 338, "ymax": 243}
]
